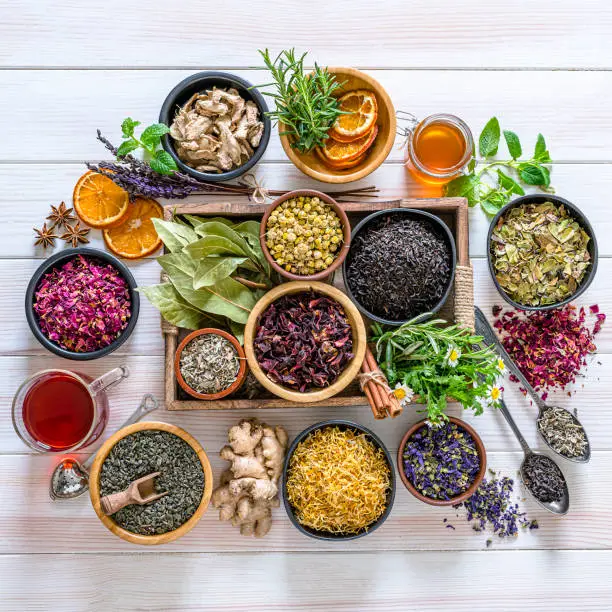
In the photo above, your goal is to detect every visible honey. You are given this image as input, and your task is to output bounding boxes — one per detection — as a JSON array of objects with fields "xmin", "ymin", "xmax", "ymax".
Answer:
[{"xmin": 405, "ymin": 114, "xmax": 473, "ymax": 185}]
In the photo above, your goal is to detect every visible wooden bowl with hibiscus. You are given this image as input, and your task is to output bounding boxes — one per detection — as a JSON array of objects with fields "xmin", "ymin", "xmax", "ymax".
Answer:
[
  {"xmin": 397, "ymin": 416, "xmax": 487, "ymax": 507},
  {"xmin": 244, "ymin": 281, "xmax": 367, "ymax": 403},
  {"xmin": 279, "ymin": 67, "xmax": 396, "ymax": 184}
]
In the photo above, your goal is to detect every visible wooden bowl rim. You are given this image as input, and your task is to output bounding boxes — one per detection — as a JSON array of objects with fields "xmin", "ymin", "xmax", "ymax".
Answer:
[
  {"xmin": 396, "ymin": 416, "xmax": 487, "ymax": 507},
  {"xmin": 89, "ymin": 421, "xmax": 214, "ymax": 545},
  {"xmin": 174, "ymin": 328, "xmax": 247, "ymax": 400},
  {"xmin": 259, "ymin": 189, "xmax": 351, "ymax": 281},
  {"xmin": 279, "ymin": 67, "xmax": 397, "ymax": 184},
  {"xmin": 244, "ymin": 281, "xmax": 367, "ymax": 403}
]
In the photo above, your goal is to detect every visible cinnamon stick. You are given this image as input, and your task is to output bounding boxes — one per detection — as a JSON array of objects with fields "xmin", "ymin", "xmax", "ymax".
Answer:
[
  {"xmin": 365, "ymin": 347, "xmax": 403, "ymax": 418},
  {"xmin": 360, "ymin": 358, "xmax": 386, "ymax": 419}
]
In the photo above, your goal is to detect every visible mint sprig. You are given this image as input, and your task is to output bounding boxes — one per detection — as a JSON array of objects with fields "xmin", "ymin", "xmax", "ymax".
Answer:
[
  {"xmin": 117, "ymin": 117, "xmax": 178, "ymax": 176},
  {"xmin": 445, "ymin": 117, "xmax": 553, "ymax": 215}
]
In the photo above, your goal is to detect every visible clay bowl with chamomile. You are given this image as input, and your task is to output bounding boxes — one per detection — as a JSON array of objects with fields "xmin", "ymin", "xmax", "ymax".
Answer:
[
  {"xmin": 244, "ymin": 281, "xmax": 367, "ymax": 403},
  {"xmin": 260, "ymin": 190, "xmax": 351, "ymax": 281},
  {"xmin": 279, "ymin": 67, "xmax": 396, "ymax": 184},
  {"xmin": 89, "ymin": 421, "xmax": 214, "ymax": 546}
]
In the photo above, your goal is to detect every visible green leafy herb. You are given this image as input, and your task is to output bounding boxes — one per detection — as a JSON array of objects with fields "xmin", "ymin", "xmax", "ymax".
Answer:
[
  {"xmin": 116, "ymin": 117, "xmax": 178, "ymax": 176},
  {"xmin": 255, "ymin": 48, "xmax": 345, "ymax": 153},
  {"xmin": 139, "ymin": 216, "xmax": 277, "ymax": 335},
  {"xmin": 445, "ymin": 118, "xmax": 554, "ymax": 215},
  {"xmin": 370, "ymin": 316, "xmax": 504, "ymax": 423}
]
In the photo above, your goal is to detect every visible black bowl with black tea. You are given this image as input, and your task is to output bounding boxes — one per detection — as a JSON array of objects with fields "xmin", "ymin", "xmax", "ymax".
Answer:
[{"xmin": 343, "ymin": 209, "xmax": 456, "ymax": 324}]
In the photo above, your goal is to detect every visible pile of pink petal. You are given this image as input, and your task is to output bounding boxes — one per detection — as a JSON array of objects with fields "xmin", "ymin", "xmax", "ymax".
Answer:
[
  {"xmin": 33, "ymin": 255, "xmax": 131, "ymax": 352},
  {"xmin": 493, "ymin": 304, "xmax": 605, "ymax": 397}
]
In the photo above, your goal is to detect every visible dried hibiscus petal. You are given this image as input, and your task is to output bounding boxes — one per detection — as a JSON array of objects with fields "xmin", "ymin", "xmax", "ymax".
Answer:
[
  {"xmin": 33, "ymin": 254, "xmax": 131, "ymax": 353},
  {"xmin": 254, "ymin": 291, "xmax": 354, "ymax": 391}
]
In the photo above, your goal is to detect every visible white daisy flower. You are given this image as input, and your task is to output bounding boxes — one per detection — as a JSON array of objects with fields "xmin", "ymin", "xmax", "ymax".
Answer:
[
  {"xmin": 495, "ymin": 358, "xmax": 505, "ymax": 374},
  {"xmin": 486, "ymin": 383, "xmax": 503, "ymax": 404},
  {"xmin": 392, "ymin": 383, "xmax": 414, "ymax": 407},
  {"xmin": 445, "ymin": 345, "xmax": 461, "ymax": 367}
]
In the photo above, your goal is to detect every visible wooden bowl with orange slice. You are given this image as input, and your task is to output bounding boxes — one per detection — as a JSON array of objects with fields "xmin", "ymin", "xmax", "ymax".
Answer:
[{"xmin": 279, "ymin": 68, "xmax": 396, "ymax": 184}]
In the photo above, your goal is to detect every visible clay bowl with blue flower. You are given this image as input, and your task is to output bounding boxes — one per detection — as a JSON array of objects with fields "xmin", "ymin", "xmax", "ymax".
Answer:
[{"xmin": 397, "ymin": 416, "xmax": 487, "ymax": 507}]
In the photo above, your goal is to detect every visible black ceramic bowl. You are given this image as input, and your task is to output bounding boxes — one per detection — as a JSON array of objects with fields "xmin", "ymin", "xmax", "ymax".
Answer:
[
  {"xmin": 342, "ymin": 208, "xmax": 457, "ymax": 326},
  {"xmin": 487, "ymin": 194, "xmax": 598, "ymax": 311},
  {"xmin": 25, "ymin": 248, "xmax": 140, "ymax": 361},
  {"xmin": 159, "ymin": 71, "xmax": 271, "ymax": 183},
  {"xmin": 282, "ymin": 420, "xmax": 396, "ymax": 541}
]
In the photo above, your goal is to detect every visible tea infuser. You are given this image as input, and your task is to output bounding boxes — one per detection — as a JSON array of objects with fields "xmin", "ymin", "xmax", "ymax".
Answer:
[
  {"xmin": 49, "ymin": 394, "xmax": 159, "ymax": 500},
  {"xmin": 475, "ymin": 306, "xmax": 591, "ymax": 463}
]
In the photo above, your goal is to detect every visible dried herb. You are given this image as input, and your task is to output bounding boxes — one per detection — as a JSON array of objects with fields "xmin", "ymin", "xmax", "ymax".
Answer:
[
  {"xmin": 139, "ymin": 216, "xmax": 276, "ymax": 339},
  {"xmin": 491, "ymin": 201, "xmax": 591, "ymax": 306},
  {"xmin": 60, "ymin": 221, "xmax": 90, "ymax": 247},
  {"xmin": 88, "ymin": 130, "xmax": 377, "ymax": 201},
  {"xmin": 33, "ymin": 223, "xmax": 58, "ymax": 249},
  {"xmin": 179, "ymin": 333, "xmax": 240, "ymax": 394},
  {"xmin": 371, "ymin": 316, "xmax": 504, "ymax": 423},
  {"xmin": 47, "ymin": 202, "xmax": 76, "ymax": 229},
  {"xmin": 100, "ymin": 430, "xmax": 204, "ymax": 535},
  {"xmin": 346, "ymin": 213, "xmax": 452, "ymax": 321},
  {"xmin": 522, "ymin": 454, "xmax": 565, "ymax": 503},
  {"xmin": 445, "ymin": 117, "xmax": 553, "ymax": 215},
  {"xmin": 537, "ymin": 406, "xmax": 588, "ymax": 459},
  {"xmin": 494, "ymin": 305, "xmax": 602, "ymax": 394},
  {"xmin": 254, "ymin": 291, "xmax": 354, "ymax": 391},
  {"xmin": 402, "ymin": 421, "xmax": 480, "ymax": 500},
  {"xmin": 453, "ymin": 471, "xmax": 538, "ymax": 538},
  {"xmin": 255, "ymin": 48, "xmax": 345, "ymax": 153},
  {"xmin": 33, "ymin": 255, "xmax": 131, "ymax": 352}
]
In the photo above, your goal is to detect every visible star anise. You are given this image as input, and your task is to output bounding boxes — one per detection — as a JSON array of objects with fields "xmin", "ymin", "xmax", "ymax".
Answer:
[
  {"xmin": 33, "ymin": 223, "xmax": 58, "ymax": 249},
  {"xmin": 47, "ymin": 201, "xmax": 77, "ymax": 229},
  {"xmin": 61, "ymin": 222, "xmax": 90, "ymax": 247}
]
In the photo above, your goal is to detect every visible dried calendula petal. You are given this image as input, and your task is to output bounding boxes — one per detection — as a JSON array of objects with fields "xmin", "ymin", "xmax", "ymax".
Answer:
[{"xmin": 491, "ymin": 201, "xmax": 591, "ymax": 306}]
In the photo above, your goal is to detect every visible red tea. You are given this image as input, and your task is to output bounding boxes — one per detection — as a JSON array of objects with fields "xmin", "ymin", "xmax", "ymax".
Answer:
[{"xmin": 22, "ymin": 373, "xmax": 94, "ymax": 450}]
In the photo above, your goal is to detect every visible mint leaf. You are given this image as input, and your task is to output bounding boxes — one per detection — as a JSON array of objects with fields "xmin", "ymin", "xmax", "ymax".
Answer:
[
  {"xmin": 496, "ymin": 169, "xmax": 525, "ymax": 195},
  {"xmin": 116, "ymin": 139, "xmax": 140, "ymax": 158},
  {"xmin": 479, "ymin": 117, "xmax": 500, "ymax": 157},
  {"xmin": 121, "ymin": 117, "xmax": 140, "ymax": 139},
  {"xmin": 444, "ymin": 174, "xmax": 480, "ymax": 207},
  {"xmin": 468, "ymin": 157, "xmax": 476, "ymax": 173},
  {"xmin": 480, "ymin": 191, "xmax": 508, "ymax": 215},
  {"xmin": 534, "ymin": 133, "xmax": 546, "ymax": 158},
  {"xmin": 149, "ymin": 149, "xmax": 178, "ymax": 175},
  {"xmin": 503, "ymin": 130, "xmax": 522, "ymax": 159},
  {"xmin": 140, "ymin": 123, "xmax": 171, "ymax": 149},
  {"xmin": 519, "ymin": 162, "xmax": 548, "ymax": 186}
]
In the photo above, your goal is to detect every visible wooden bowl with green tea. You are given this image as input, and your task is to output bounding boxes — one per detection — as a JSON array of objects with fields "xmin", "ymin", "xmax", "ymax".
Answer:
[{"xmin": 89, "ymin": 421, "xmax": 213, "ymax": 546}]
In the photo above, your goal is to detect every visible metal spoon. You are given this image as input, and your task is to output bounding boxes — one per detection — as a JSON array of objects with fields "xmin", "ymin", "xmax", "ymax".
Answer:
[
  {"xmin": 474, "ymin": 306, "xmax": 591, "ymax": 463},
  {"xmin": 49, "ymin": 394, "xmax": 159, "ymax": 500},
  {"xmin": 498, "ymin": 398, "xmax": 570, "ymax": 515}
]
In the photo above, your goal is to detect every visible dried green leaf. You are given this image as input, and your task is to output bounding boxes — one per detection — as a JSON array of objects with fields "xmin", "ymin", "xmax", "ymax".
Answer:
[
  {"xmin": 152, "ymin": 219, "xmax": 198, "ymax": 253},
  {"xmin": 193, "ymin": 257, "xmax": 248, "ymax": 289}
]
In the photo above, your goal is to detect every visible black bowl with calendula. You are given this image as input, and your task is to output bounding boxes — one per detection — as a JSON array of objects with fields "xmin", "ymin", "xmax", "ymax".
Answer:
[{"xmin": 487, "ymin": 194, "xmax": 598, "ymax": 311}]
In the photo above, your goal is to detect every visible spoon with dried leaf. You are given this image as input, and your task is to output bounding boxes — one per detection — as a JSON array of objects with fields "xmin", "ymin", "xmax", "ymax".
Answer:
[
  {"xmin": 50, "ymin": 394, "xmax": 159, "ymax": 500},
  {"xmin": 475, "ymin": 306, "xmax": 590, "ymax": 463}
]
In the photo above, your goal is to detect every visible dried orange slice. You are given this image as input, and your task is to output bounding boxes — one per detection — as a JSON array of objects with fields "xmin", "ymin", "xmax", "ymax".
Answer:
[
  {"xmin": 73, "ymin": 171, "xmax": 130, "ymax": 229},
  {"xmin": 103, "ymin": 197, "xmax": 163, "ymax": 259},
  {"xmin": 329, "ymin": 90, "xmax": 378, "ymax": 142},
  {"xmin": 319, "ymin": 125, "xmax": 378, "ymax": 165},
  {"xmin": 316, "ymin": 148, "xmax": 367, "ymax": 170}
]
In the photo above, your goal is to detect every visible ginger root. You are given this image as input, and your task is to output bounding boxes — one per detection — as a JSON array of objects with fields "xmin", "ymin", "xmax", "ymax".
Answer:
[{"xmin": 211, "ymin": 418, "xmax": 287, "ymax": 537}]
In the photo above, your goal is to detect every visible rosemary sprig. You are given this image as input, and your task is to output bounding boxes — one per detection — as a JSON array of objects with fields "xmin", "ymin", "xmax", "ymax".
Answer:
[{"xmin": 255, "ymin": 48, "xmax": 345, "ymax": 153}]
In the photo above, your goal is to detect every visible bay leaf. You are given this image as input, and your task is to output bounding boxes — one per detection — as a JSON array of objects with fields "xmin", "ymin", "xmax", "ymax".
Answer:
[
  {"xmin": 183, "ymin": 214, "xmax": 233, "ymax": 228},
  {"xmin": 185, "ymin": 235, "xmax": 247, "ymax": 258},
  {"xmin": 194, "ymin": 221, "xmax": 251, "ymax": 251},
  {"xmin": 233, "ymin": 220, "xmax": 270, "ymax": 274},
  {"xmin": 158, "ymin": 252, "xmax": 198, "ymax": 277},
  {"xmin": 193, "ymin": 256, "xmax": 247, "ymax": 289},
  {"xmin": 152, "ymin": 219, "xmax": 198, "ymax": 253},
  {"xmin": 136, "ymin": 283, "xmax": 214, "ymax": 330}
]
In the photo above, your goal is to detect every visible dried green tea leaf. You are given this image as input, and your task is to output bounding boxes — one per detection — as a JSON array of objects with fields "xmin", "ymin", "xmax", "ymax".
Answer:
[{"xmin": 490, "ymin": 201, "xmax": 591, "ymax": 306}]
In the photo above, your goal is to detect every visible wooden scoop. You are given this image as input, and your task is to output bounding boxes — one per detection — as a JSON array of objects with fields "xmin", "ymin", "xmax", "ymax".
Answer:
[{"xmin": 100, "ymin": 472, "xmax": 168, "ymax": 516}]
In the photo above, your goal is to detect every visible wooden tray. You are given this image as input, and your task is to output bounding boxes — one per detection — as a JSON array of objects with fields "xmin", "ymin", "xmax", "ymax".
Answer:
[{"xmin": 162, "ymin": 198, "xmax": 473, "ymax": 411}]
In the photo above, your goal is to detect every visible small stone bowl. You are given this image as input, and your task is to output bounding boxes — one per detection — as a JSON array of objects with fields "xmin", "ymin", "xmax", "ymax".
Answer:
[
  {"xmin": 174, "ymin": 328, "xmax": 247, "ymax": 400},
  {"xmin": 397, "ymin": 416, "xmax": 487, "ymax": 507}
]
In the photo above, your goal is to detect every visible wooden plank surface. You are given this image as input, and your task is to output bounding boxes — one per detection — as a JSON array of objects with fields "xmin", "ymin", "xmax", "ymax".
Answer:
[
  {"xmin": 2, "ymin": 1, "xmax": 612, "ymax": 608},
  {"xmin": 1, "ymin": 0, "xmax": 610, "ymax": 69}
]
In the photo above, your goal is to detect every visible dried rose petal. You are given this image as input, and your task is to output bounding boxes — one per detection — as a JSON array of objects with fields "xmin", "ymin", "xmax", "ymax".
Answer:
[{"xmin": 33, "ymin": 254, "xmax": 131, "ymax": 352}]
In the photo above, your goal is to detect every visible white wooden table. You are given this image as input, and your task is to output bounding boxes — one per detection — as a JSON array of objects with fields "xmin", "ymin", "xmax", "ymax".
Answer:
[{"xmin": 1, "ymin": 2, "xmax": 612, "ymax": 610}]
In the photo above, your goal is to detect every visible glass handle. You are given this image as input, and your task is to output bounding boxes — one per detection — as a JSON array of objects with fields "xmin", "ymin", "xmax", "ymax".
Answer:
[
  {"xmin": 88, "ymin": 366, "xmax": 129, "ymax": 396},
  {"xmin": 396, "ymin": 110, "xmax": 419, "ymax": 138}
]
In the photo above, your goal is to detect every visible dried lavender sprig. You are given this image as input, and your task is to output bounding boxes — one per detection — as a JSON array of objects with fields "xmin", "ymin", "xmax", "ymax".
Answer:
[{"xmin": 87, "ymin": 130, "xmax": 380, "ymax": 201}]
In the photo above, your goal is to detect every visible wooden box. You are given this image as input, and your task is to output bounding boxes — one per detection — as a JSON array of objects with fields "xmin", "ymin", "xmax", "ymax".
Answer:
[{"xmin": 163, "ymin": 198, "xmax": 473, "ymax": 411}]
